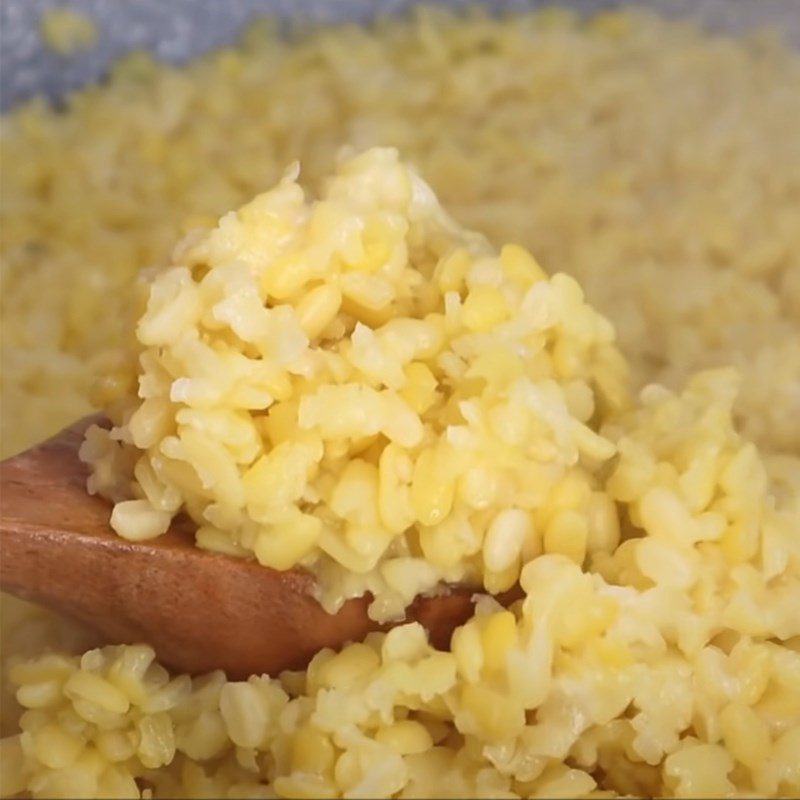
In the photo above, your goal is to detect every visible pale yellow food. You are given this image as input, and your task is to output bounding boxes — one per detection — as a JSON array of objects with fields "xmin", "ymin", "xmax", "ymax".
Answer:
[
  {"xmin": 81, "ymin": 148, "xmax": 628, "ymax": 618},
  {"xmin": 1, "ymin": 7, "xmax": 799, "ymax": 800}
]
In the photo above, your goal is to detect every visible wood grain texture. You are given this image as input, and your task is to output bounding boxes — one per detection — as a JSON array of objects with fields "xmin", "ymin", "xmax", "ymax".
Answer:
[{"xmin": 0, "ymin": 416, "xmax": 487, "ymax": 678}]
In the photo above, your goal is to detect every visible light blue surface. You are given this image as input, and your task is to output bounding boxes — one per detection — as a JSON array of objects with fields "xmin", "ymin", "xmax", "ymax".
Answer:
[{"xmin": 1, "ymin": 0, "xmax": 798, "ymax": 110}]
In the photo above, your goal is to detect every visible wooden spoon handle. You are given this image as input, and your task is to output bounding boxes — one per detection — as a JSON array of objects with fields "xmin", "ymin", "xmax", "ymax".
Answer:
[{"xmin": 0, "ymin": 417, "xmax": 482, "ymax": 677}]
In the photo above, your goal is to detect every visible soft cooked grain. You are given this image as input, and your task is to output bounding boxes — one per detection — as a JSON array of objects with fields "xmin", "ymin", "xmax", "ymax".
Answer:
[
  {"xmin": 1, "ymin": 7, "xmax": 799, "ymax": 799},
  {"xmin": 81, "ymin": 147, "xmax": 628, "ymax": 618}
]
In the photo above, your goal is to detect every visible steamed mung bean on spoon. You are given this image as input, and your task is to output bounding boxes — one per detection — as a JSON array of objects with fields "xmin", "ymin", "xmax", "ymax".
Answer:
[{"xmin": 2, "ymin": 148, "xmax": 618, "ymax": 673}]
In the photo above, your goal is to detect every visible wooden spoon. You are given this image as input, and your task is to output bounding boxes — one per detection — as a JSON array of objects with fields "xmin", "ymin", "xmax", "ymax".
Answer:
[{"xmin": 0, "ymin": 417, "xmax": 498, "ymax": 679}]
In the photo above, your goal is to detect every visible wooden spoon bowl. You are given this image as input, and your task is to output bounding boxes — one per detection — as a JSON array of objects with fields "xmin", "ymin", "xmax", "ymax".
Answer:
[{"xmin": 0, "ymin": 417, "xmax": 502, "ymax": 678}]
